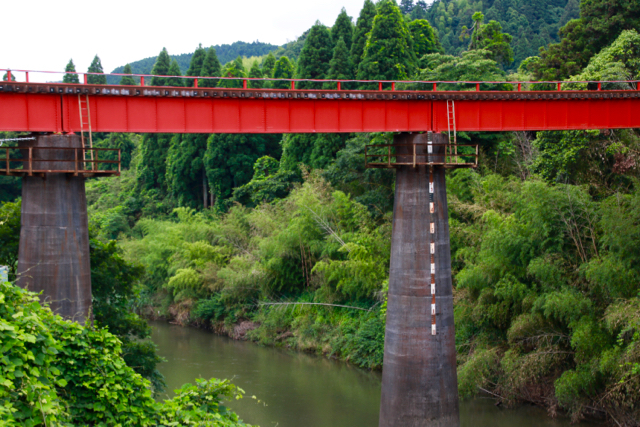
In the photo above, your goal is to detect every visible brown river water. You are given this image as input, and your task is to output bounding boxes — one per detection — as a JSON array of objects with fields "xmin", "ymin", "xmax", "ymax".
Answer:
[{"xmin": 150, "ymin": 321, "xmax": 596, "ymax": 427}]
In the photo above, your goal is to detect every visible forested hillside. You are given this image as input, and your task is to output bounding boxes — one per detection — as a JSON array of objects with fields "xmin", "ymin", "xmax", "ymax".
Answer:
[
  {"xmin": 2, "ymin": 0, "xmax": 640, "ymax": 425},
  {"xmin": 424, "ymin": 0, "xmax": 579, "ymax": 66},
  {"xmin": 104, "ymin": 0, "xmax": 578, "ymax": 83},
  {"xmin": 106, "ymin": 41, "xmax": 278, "ymax": 84}
]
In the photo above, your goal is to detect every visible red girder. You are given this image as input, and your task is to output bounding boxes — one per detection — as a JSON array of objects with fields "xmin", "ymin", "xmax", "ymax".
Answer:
[{"xmin": 1, "ymin": 84, "xmax": 639, "ymax": 134}]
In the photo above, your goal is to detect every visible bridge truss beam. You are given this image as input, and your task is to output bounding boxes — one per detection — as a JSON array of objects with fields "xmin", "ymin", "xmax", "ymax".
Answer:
[{"xmin": 1, "ymin": 83, "xmax": 640, "ymax": 134}]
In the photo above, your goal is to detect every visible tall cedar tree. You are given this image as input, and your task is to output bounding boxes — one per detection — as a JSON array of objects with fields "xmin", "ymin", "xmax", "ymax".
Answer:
[
  {"xmin": 350, "ymin": 0, "xmax": 376, "ymax": 68},
  {"xmin": 296, "ymin": 21, "xmax": 333, "ymax": 89},
  {"xmin": 399, "ymin": 0, "xmax": 414, "ymax": 14},
  {"xmin": 408, "ymin": 19, "xmax": 444, "ymax": 58},
  {"xmin": 166, "ymin": 134, "xmax": 209, "ymax": 208},
  {"xmin": 137, "ymin": 133, "xmax": 173, "ymax": 191},
  {"xmin": 87, "ymin": 55, "xmax": 107, "ymax": 85},
  {"xmin": 166, "ymin": 60, "xmax": 183, "ymax": 87},
  {"xmin": 199, "ymin": 48, "xmax": 222, "ymax": 88},
  {"xmin": 326, "ymin": 37, "xmax": 354, "ymax": 89},
  {"xmin": 332, "ymin": 8, "xmax": 354, "ymax": 50},
  {"xmin": 357, "ymin": 0, "xmax": 417, "ymax": 85},
  {"xmin": 185, "ymin": 44, "xmax": 206, "ymax": 87},
  {"xmin": 120, "ymin": 64, "xmax": 137, "ymax": 85},
  {"xmin": 410, "ymin": 1, "xmax": 427, "ymax": 20},
  {"xmin": 248, "ymin": 60, "xmax": 264, "ymax": 89},
  {"xmin": 534, "ymin": 0, "xmax": 640, "ymax": 80},
  {"xmin": 63, "ymin": 59, "xmax": 79, "ymax": 84},
  {"xmin": 272, "ymin": 56, "xmax": 294, "ymax": 89},
  {"xmin": 261, "ymin": 53, "xmax": 276, "ymax": 80},
  {"xmin": 150, "ymin": 48, "xmax": 171, "ymax": 86}
]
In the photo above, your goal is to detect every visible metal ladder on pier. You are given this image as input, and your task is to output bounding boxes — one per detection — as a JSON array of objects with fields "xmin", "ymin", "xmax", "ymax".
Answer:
[
  {"xmin": 446, "ymin": 99, "xmax": 457, "ymax": 162},
  {"xmin": 78, "ymin": 94, "xmax": 94, "ymax": 171}
]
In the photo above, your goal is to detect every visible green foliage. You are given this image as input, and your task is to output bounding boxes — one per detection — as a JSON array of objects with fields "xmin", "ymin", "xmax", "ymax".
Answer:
[
  {"xmin": 247, "ymin": 60, "xmax": 263, "ymax": 89},
  {"xmin": 94, "ymin": 132, "xmax": 136, "ymax": 170},
  {"xmin": 0, "ymin": 200, "xmax": 20, "ymax": 280},
  {"xmin": 185, "ymin": 44, "xmax": 206, "ymax": 87},
  {"xmin": 150, "ymin": 48, "xmax": 172, "ymax": 86},
  {"xmin": 260, "ymin": 52, "xmax": 276, "ymax": 81},
  {"xmin": 463, "ymin": 13, "xmax": 514, "ymax": 67},
  {"xmin": 87, "ymin": 54, "xmax": 107, "ymax": 85},
  {"xmin": 204, "ymin": 134, "xmax": 281, "ymax": 210},
  {"xmin": 295, "ymin": 22, "xmax": 334, "ymax": 89},
  {"xmin": 280, "ymin": 133, "xmax": 348, "ymax": 170},
  {"xmin": 217, "ymin": 61, "xmax": 246, "ymax": 89},
  {"xmin": 137, "ymin": 133, "xmax": 173, "ymax": 191},
  {"xmin": 534, "ymin": 0, "xmax": 640, "ymax": 80},
  {"xmin": 120, "ymin": 63, "xmax": 137, "ymax": 85},
  {"xmin": 62, "ymin": 59, "xmax": 79, "ymax": 84},
  {"xmin": 271, "ymin": 56, "xmax": 294, "ymax": 89},
  {"xmin": 232, "ymin": 156, "xmax": 300, "ymax": 207},
  {"xmin": 408, "ymin": 19, "xmax": 444, "ymax": 57},
  {"xmin": 565, "ymin": 30, "xmax": 640, "ymax": 90},
  {"xmin": 426, "ymin": 0, "xmax": 576, "ymax": 68},
  {"xmin": 166, "ymin": 59, "xmax": 184, "ymax": 87},
  {"xmin": 166, "ymin": 134, "xmax": 209, "ymax": 209},
  {"xmin": 331, "ymin": 8, "xmax": 353, "ymax": 50},
  {"xmin": 451, "ymin": 174, "xmax": 640, "ymax": 420},
  {"xmin": 350, "ymin": 0, "xmax": 376, "ymax": 68},
  {"xmin": 326, "ymin": 37, "xmax": 354, "ymax": 85},
  {"xmin": 90, "ymin": 239, "xmax": 166, "ymax": 391},
  {"xmin": 200, "ymin": 47, "xmax": 222, "ymax": 88},
  {"xmin": 0, "ymin": 281, "xmax": 252, "ymax": 426},
  {"xmin": 418, "ymin": 49, "xmax": 506, "ymax": 90},
  {"xmin": 357, "ymin": 0, "xmax": 417, "ymax": 85}
]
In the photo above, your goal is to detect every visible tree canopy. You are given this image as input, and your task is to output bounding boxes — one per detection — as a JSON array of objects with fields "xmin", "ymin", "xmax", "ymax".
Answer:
[
  {"xmin": 357, "ymin": 0, "xmax": 417, "ymax": 83},
  {"xmin": 199, "ymin": 47, "xmax": 222, "ymax": 88},
  {"xmin": 331, "ymin": 8, "xmax": 354, "ymax": 50},
  {"xmin": 185, "ymin": 44, "xmax": 206, "ymax": 87},
  {"xmin": 150, "ymin": 48, "xmax": 171, "ymax": 86},
  {"xmin": 296, "ymin": 21, "xmax": 334, "ymax": 89},
  {"xmin": 272, "ymin": 56, "xmax": 295, "ymax": 89},
  {"xmin": 87, "ymin": 55, "xmax": 107, "ymax": 85},
  {"xmin": 350, "ymin": 0, "xmax": 377, "ymax": 68},
  {"xmin": 63, "ymin": 59, "xmax": 79, "ymax": 84},
  {"xmin": 119, "ymin": 64, "xmax": 137, "ymax": 85},
  {"xmin": 408, "ymin": 19, "xmax": 444, "ymax": 58}
]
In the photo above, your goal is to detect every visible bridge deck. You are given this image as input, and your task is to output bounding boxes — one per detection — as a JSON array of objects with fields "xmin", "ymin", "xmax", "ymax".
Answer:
[{"xmin": 1, "ymin": 81, "xmax": 639, "ymax": 133}]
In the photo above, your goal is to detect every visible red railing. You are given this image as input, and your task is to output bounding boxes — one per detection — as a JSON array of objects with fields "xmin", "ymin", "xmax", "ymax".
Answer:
[{"xmin": 1, "ymin": 67, "xmax": 639, "ymax": 92}]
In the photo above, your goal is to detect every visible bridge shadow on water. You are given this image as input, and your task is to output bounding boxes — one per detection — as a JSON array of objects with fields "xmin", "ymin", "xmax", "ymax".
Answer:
[{"xmin": 150, "ymin": 321, "xmax": 593, "ymax": 427}]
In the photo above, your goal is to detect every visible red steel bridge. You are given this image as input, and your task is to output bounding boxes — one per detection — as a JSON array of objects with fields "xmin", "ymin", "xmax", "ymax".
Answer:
[
  {"xmin": 1, "ymin": 68, "xmax": 639, "ymax": 134},
  {"xmin": 4, "ymin": 67, "xmax": 640, "ymax": 427}
]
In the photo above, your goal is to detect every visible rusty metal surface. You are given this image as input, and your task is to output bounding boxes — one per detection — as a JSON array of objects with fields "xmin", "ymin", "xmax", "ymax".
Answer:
[
  {"xmin": 16, "ymin": 134, "xmax": 92, "ymax": 324},
  {"xmin": 379, "ymin": 133, "xmax": 459, "ymax": 427},
  {"xmin": 1, "ymin": 146, "xmax": 120, "ymax": 177},
  {"xmin": 2, "ymin": 82, "xmax": 640, "ymax": 133},
  {"xmin": 364, "ymin": 142, "xmax": 478, "ymax": 168}
]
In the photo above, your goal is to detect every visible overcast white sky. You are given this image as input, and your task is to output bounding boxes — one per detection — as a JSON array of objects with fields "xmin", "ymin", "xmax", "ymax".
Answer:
[{"xmin": 2, "ymin": 0, "xmax": 370, "ymax": 79}]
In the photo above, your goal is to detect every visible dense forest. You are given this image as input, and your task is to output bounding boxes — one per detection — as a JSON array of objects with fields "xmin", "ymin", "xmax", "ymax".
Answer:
[{"xmin": 2, "ymin": 0, "xmax": 640, "ymax": 425}]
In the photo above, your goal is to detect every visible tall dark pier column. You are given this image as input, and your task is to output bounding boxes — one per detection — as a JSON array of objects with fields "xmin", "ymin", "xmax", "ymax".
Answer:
[
  {"xmin": 379, "ymin": 132, "xmax": 459, "ymax": 427},
  {"xmin": 17, "ymin": 134, "xmax": 92, "ymax": 324}
]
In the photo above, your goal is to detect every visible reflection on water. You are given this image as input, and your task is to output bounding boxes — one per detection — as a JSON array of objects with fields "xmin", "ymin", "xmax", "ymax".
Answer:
[{"xmin": 151, "ymin": 321, "xmax": 584, "ymax": 427}]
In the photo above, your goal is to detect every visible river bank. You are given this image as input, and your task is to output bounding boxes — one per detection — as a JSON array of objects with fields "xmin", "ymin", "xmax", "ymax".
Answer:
[{"xmin": 150, "ymin": 320, "xmax": 589, "ymax": 427}]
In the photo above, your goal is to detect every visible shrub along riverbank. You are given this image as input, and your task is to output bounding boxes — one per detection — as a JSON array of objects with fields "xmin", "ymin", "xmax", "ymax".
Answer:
[{"xmin": 0, "ymin": 280, "xmax": 254, "ymax": 427}]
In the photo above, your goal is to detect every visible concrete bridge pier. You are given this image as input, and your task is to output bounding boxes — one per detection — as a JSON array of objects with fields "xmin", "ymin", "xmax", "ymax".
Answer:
[
  {"xmin": 17, "ymin": 134, "xmax": 92, "ymax": 324},
  {"xmin": 379, "ymin": 132, "xmax": 460, "ymax": 427}
]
